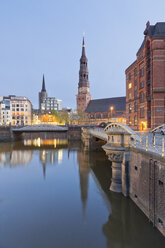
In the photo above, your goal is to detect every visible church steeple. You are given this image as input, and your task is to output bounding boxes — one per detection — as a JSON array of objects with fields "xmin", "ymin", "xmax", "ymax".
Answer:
[
  {"xmin": 76, "ymin": 37, "xmax": 91, "ymax": 112},
  {"xmin": 42, "ymin": 74, "xmax": 46, "ymax": 92},
  {"xmin": 82, "ymin": 37, "xmax": 86, "ymax": 58},
  {"xmin": 39, "ymin": 74, "xmax": 48, "ymax": 111}
]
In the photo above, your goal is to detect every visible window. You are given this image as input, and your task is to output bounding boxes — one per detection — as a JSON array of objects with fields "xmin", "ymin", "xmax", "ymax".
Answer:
[
  {"xmin": 129, "ymin": 116, "xmax": 132, "ymax": 125},
  {"xmin": 139, "ymin": 53, "xmax": 143, "ymax": 60},
  {"xmin": 129, "ymin": 92, "xmax": 132, "ymax": 99},
  {"xmin": 134, "ymin": 115, "xmax": 137, "ymax": 125},
  {"xmin": 134, "ymin": 90, "xmax": 137, "ymax": 99},
  {"xmin": 158, "ymin": 180, "xmax": 163, "ymax": 186},
  {"xmin": 140, "ymin": 68, "xmax": 144, "ymax": 77},
  {"xmin": 128, "ymin": 73, "xmax": 131, "ymax": 80},
  {"xmin": 140, "ymin": 81, "xmax": 144, "ymax": 89},
  {"xmin": 134, "ymin": 69, "xmax": 137, "ymax": 76},
  {"xmin": 135, "ymin": 79, "xmax": 137, "ymax": 86},
  {"xmin": 129, "ymin": 104, "xmax": 132, "ymax": 113},
  {"xmin": 140, "ymin": 107, "xmax": 145, "ymax": 118},
  {"xmin": 134, "ymin": 102, "xmax": 138, "ymax": 112},
  {"xmin": 140, "ymin": 93, "xmax": 144, "ymax": 103},
  {"xmin": 128, "ymin": 83, "xmax": 132, "ymax": 89}
]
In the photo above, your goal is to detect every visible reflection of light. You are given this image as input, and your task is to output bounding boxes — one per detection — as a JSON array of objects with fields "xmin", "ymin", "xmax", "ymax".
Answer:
[
  {"xmin": 42, "ymin": 150, "xmax": 46, "ymax": 162},
  {"xmin": 58, "ymin": 149, "xmax": 63, "ymax": 164},
  {"xmin": 23, "ymin": 139, "xmax": 68, "ymax": 147},
  {"xmin": 37, "ymin": 137, "xmax": 41, "ymax": 147}
]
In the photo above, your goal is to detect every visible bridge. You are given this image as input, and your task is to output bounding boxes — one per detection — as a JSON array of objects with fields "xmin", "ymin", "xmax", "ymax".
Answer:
[
  {"xmin": 82, "ymin": 122, "xmax": 165, "ymax": 157},
  {"xmin": 12, "ymin": 124, "xmax": 68, "ymax": 133}
]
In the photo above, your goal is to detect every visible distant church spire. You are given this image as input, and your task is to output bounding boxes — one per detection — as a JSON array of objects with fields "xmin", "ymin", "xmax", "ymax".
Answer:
[
  {"xmin": 39, "ymin": 74, "xmax": 48, "ymax": 111},
  {"xmin": 42, "ymin": 74, "xmax": 46, "ymax": 92}
]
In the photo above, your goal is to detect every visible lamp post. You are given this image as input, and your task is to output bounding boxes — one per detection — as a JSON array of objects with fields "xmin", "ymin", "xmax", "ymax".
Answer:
[{"xmin": 110, "ymin": 106, "xmax": 114, "ymax": 122}]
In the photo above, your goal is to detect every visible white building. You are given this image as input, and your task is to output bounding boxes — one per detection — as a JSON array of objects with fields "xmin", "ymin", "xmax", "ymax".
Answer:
[
  {"xmin": 0, "ymin": 96, "xmax": 11, "ymax": 125},
  {"xmin": 0, "ymin": 95, "xmax": 32, "ymax": 126}
]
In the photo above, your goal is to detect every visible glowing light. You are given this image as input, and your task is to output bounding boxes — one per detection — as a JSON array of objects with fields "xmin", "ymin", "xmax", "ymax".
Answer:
[{"xmin": 58, "ymin": 149, "xmax": 63, "ymax": 164}]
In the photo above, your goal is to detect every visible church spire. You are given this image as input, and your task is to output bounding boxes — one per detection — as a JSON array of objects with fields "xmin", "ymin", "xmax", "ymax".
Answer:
[
  {"xmin": 82, "ymin": 36, "xmax": 86, "ymax": 57},
  {"xmin": 42, "ymin": 74, "xmax": 46, "ymax": 92},
  {"xmin": 76, "ymin": 37, "xmax": 91, "ymax": 112}
]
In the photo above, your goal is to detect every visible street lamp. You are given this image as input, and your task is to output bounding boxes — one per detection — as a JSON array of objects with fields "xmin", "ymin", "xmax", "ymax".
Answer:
[{"xmin": 110, "ymin": 106, "xmax": 114, "ymax": 122}]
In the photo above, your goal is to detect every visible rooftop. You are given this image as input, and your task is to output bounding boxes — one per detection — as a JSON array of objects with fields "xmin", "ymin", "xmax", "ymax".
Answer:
[{"xmin": 85, "ymin": 97, "xmax": 126, "ymax": 113}]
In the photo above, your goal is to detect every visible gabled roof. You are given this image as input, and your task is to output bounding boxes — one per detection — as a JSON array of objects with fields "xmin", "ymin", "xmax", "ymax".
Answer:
[
  {"xmin": 137, "ymin": 22, "xmax": 165, "ymax": 55},
  {"xmin": 85, "ymin": 97, "xmax": 126, "ymax": 113},
  {"xmin": 146, "ymin": 22, "xmax": 165, "ymax": 38}
]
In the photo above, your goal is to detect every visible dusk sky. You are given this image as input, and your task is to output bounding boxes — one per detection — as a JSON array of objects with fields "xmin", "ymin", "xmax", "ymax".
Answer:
[{"xmin": 0, "ymin": 0, "xmax": 165, "ymax": 109}]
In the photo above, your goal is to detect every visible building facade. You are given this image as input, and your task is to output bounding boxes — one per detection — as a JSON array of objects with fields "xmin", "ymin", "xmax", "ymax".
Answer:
[
  {"xmin": 39, "ymin": 75, "xmax": 62, "ymax": 112},
  {"xmin": 0, "ymin": 95, "xmax": 32, "ymax": 126},
  {"xmin": 126, "ymin": 21, "xmax": 165, "ymax": 131},
  {"xmin": 10, "ymin": 96, "xmax": 32, "ymax": 126},
  {"xmin": 85, "ymin": 97, "xmax": 126, "ymax": 124},
  {"xmin": 76, "ymin": 38, "xmax": 91, "ymax": 112},
  {"xmin": 0, "ymin": 96, "xmax": 11, "ymax": 125}
]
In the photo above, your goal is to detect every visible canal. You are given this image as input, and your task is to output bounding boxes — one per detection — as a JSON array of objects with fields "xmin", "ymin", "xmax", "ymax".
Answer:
[{"xmin": 0, "ymin": 139, "xmax": 165, "ymax": 248}]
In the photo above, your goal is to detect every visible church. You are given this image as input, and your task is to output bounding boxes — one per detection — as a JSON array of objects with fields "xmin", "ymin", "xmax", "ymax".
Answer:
[{"xmin": 76, "ymin": 38, "xmax": 126, "ymax": 124}]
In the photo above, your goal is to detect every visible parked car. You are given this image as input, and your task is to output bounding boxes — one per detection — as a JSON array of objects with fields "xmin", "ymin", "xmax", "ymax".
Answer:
[{"xmin": 98, "ymin": 122, "xmax": 107, "ymax": 128}]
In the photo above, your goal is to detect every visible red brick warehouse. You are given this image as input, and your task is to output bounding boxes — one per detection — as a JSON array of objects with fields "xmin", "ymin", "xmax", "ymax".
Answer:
[{"xmin": 126, "ymin": 21, "xmax": 165, "ymax": 131}]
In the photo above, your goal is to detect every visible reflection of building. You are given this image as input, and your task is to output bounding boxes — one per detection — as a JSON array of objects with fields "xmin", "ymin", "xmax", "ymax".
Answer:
[
  {"xmin": 39, "ymin": 148, "xmax": 64, "ymax": 177},
  {"xmin": 39, "ymin": 75, "xmax": 62, "ymax": 112},
  {"xmin": 76, "ymin": 38, "xmax": 91, "ymax": 112},
  {"xmin": 85, "ymin": 97, "xmax": 126, "ymax": 124},
  {"xmin": 77, "ymin": 150, "xmax": 91, "ymax": 216},
  {"xmin": 126, "ymin": 22, "xmax": 165, "ymax": 131},
  {"xmin": 0, "ymin": 150, "xmax": 32, "ymax": 166}
]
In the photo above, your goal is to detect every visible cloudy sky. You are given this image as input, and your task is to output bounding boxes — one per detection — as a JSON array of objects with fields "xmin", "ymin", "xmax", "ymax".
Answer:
[{"xmin": 0, "ymin": 0, "xmax": 165, "ymax": 109}]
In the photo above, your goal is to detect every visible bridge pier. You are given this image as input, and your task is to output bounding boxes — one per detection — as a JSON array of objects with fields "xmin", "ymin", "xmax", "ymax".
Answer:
[
  {"xmin": 102, "ymin": 125, "xmax": 132, "ymax": 196},
  {"xmin": 81, "ymin": 128, "xmax": 106, "ymax": 151},
  {"xmin": 81, "ymin": 124, "xmax": 137, "ymax": 196}
]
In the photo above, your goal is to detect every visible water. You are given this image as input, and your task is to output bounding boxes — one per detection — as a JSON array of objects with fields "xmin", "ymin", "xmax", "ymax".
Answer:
[{"xmin": 0, "ymin": 139, "xmax": 165, "ymax": 248}]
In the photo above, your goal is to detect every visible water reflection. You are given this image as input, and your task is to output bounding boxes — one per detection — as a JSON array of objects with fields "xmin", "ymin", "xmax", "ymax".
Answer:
[
  {"xmin": 77, "ymin": 150, "xmax": 91, "ymax": 216},
  {"xmin": 0, "ymin": 140, "xmax": 165, "ymax": 248},
  {"xmin": 76, "ymin": 149, "xmax": 165, "ymax": 247},
  {"xmin": 24, "ymin": 138, "xmax": 68, "ymax": 148},
  {"xmin": 0, "ymin": 149, "xmax": 32, "ymax": 167}
]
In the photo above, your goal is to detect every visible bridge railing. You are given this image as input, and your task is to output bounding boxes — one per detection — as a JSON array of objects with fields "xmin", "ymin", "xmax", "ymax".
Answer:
[
  {"xmin": 131, "ymin": 133, "xmax": 165, "ymax": 157},
  {"xmin": 82, "ymin": 127, "xmax": 108, "ymax": 141}
]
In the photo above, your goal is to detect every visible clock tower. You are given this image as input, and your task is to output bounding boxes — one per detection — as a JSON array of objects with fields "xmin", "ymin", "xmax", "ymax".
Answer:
[{"xmin": 76, "ymin": 37, "xmax": 91, "ymax": 112}]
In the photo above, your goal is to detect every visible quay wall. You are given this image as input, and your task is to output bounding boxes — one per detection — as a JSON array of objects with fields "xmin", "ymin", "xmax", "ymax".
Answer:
[
  {"xmin": 0, "ymin": 125, "xmax": 83, "ymax": 142},
  {"xmin": 130, "ymin": 148, "xmax": 165, "ymax": 236},
  {"xmin": 0, "ymin": 126, "xmax": 14, "ymax": 142}
]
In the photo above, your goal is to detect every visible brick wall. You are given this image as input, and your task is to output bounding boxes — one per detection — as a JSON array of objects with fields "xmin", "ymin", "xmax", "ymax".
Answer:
[{"xmin": 130, "ymin": 148, "xmax": 165, "ymax": 236}]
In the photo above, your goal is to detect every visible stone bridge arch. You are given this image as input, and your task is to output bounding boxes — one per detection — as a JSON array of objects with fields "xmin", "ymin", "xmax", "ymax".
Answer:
[
  {"xmin": 151, "ymin": 124, "xmax": 165, "ymax": 133},
  {"xmin": 104, "ymin": 122, "xmax": 140, "ymax": 141}
]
